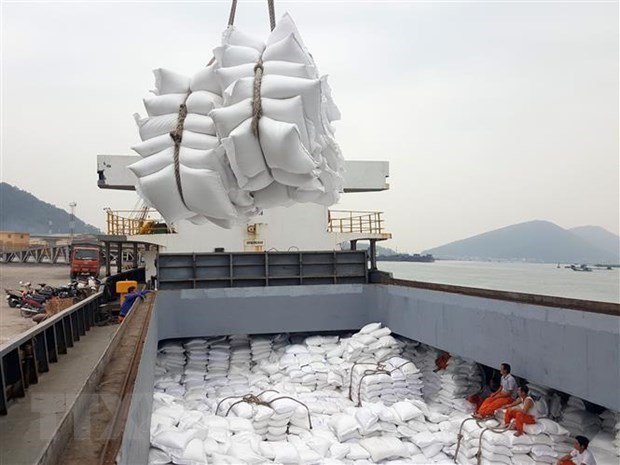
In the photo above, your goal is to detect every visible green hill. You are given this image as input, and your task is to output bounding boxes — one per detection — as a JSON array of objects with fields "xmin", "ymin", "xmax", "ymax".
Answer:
[
  {"xmin": 0, "ymin": 183, "xmax": 102, "ymax": 235},
  {"xmin": 424, "ymin": 220, "xmax": 618, "ymax": 264},
  {"xmin": 569, "ymin": 226, "xmax": 620, "ymax": 262}
]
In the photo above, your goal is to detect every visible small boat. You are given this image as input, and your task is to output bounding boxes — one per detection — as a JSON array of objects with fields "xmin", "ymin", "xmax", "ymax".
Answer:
[{"xmin": 570, "ymin": 264, "xmax": 592, "ymax": 272}]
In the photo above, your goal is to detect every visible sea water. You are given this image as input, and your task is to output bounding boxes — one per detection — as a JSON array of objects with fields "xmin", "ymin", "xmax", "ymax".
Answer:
[{"xmin": 378, "ymin": 260, "xmax": 620, "ymax": 303}]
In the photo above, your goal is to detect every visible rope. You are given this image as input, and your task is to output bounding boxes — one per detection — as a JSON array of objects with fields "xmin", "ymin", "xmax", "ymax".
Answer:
[
  {"xmin": 454, "ymin": 417, "xmax": 489, "ymax": 463},
  {"xmin": 267, "ymin": 0, "xmax": 276, "ymax": 31},
  {"xmin": 214, "ymin": 388, "xmax": 279, "ymax": 416},
  {"xmin": 453, "ymin": 416, "xmax": 508, "ymax": 464},
  {"xmin": 348, "ymin": 362, "xmax": 381, "ymax": 402},
  {"xmin": 251, "ymin": 59, "xmax": 264, "ymax": 137},
  {"xmin": 214, "ymin": 390, "xmax": 312, "ymax": 430},
  {"xmin": 348, "ymin": 360, "xmax": 417, "ymax": 407},
  {"xmin": 476, "ymin": 421, "xmax": 509, "ymax": 465},
  {"xmin": 267, "ymin": 395, "xmax": 313, "ymax": 430},
  {"xmin": 246, "ymin": 1, "xmax": 276, "ymax": 138},
  {"xmin": 228, "ymin": 0, "xmax": 238, "ymax": 26},
  {"xmin": 225, "ymin": 0, "xmax": 273, "ymax": 31},
  {"xmin": 169, "ymin": 93, "xmax": 191, "ymax": 207}
]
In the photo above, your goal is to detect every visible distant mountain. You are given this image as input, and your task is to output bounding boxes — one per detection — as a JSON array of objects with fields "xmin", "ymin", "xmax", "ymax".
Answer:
[
  {"xmin": 424, "ymin": 220, "xmax": 618, "ymax": 264},
  {"xmin": 0, "ymin": 183, "xmax": 102, "ymax": 235},
  {"xmin": 569, "ymin": 226, "xmax": 620, "ymax": 262}
]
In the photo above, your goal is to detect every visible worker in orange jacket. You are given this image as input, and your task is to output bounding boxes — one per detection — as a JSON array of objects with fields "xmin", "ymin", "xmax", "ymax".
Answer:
[
  {"xmin": 474, "ymin": 363, "xmax": 517, "ymax": 418},
  {"xmin": 504, "ymin": 385, "xmax": 537, "ymax": 436}
]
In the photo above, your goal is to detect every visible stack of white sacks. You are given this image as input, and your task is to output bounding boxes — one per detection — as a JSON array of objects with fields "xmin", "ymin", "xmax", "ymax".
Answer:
[
  {"xmin": 249, "ymin": 336, "xmax": 272, "ymax": 365},
  {"xmin": 508, "ymin": 382, "xmax": 620, "ymax": 465},
  {"xmin": 182, "ymin": 339, "xmax": 209, "ymax": 397},
  {"xmin": 436, "ymin": 356, "xmax": 481, "ymax": 414},
  {"xmin": 560, "ymin": 396, "xmax": 602, "ymax": 439},
  {"xmin": 149, "ymin": 326, "xmax": 618, "ymax": 465},
  {"xmin": 341, "ymin": 324, "xmax": 402, "ymax": 364},
  {"xmin": 590, "ymin": 410, "xmax": 620, "ymax": 464},
  {"xmin": 403, "ymin": 342, "xmax": 443, "ymax": 402},
  {"xmin": 278, "ymin": 343, "xmax": 330, "ymax": 391},
  {"xmin": 130, "ymin": 13, "xmax": 344, "ymax": 228},
  {"xmin": 455, "ymin": 417, "xmax": 573, "ymax": 465},
  {"xmin": 349, "ymin": 356, "xmax": 423, "ymax": 407}
]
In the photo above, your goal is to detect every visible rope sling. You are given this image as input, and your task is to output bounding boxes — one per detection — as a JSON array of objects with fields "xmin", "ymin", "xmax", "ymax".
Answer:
[
  {"xmin": 170, "ymin": 0, "xmax": 277, "ymax": 207},
  {"xmin": 453, "ymin": 416, "xmax": 510, "ymax": 464},
  {"xmin": 214, "ymin": 389, "xmax": 313, "ymax": 430},
  {"xmin": 348, "ymin": 360, "xmax": 418, "ymax": 407}
]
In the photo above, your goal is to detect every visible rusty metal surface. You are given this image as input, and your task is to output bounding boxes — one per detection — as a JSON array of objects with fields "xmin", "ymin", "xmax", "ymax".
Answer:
[
  {"xmin": 387, "ymin": 277, "xmax": 620, "ymax": 316},
  {"xmin": 58, "ymin": 294, "xmax": 154, "ymax": 465}
]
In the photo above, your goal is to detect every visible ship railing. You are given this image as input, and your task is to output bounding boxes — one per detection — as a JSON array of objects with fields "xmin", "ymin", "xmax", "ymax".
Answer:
[
  {"xmin": 328, "ymin": 210, "xmax": 385, "ymax": 234},
  {"xmin": 105, "ymin": 209, "xmax": 174, "ymax": 236},
  {"xmin": 0, "ymin": 291, "xmax": 103, "ymax": 415}
]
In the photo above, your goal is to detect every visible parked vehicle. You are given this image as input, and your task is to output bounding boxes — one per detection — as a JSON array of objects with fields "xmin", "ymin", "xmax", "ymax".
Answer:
[
  {"xmin": 4, "ymin": 288, "xmax": 23, "ymax": 308},
  {"xmin": 6, "ymin": 278, "xmax": 101, "ymax": 318},
  {"xmin": 70, "ymin": 244, "xmax": 101, "ymax": 279}
]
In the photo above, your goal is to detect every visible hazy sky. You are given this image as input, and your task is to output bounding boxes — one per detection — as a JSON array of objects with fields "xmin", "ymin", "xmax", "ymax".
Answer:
[{"xmin": 2, "ymin": 0, "xmax": 618, "ymax": 252}]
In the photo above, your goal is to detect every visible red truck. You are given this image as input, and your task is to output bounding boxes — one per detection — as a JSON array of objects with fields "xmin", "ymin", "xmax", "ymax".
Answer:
[{"xmin": 70, "ymin": 245, "xmax": 101, "ymax": 279}]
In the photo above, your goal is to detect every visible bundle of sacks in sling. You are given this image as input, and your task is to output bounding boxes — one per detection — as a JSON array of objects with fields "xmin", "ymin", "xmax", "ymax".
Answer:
[{"xmin": 129, "ymin": 13, "xmax": 343, "ymax": 228}]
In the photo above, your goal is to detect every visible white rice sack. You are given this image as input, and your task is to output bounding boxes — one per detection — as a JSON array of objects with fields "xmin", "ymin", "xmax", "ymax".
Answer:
[
  {"xmin": 371, "ymin": 327, "xmax": 392, "ymax": 338},
  {"xmin": 392, "ymin": 401, "xmax": 424, "ymax": 422},
  {"xmin": 183, "ymin": 114, "xmax": 216, "ymax": 136},
  {"xmin": 222, "ymin": 26, "xmax": 265, "ymax": 52},
  {"xmin": 329, "ymin": 442, "xmax": 350, "ymax": 460},
  {"xmin": 170, "ymin": 437, "xmax": 207, "ymax": 465},
  {"xmin": 252, "ymin": 182, "xmax": 292, "ymax": 209},
  {"xmin": 355, "ymin": 407, "xmax": 379, "ymax": 432},
  {"xmin": 144, "ymin": 93, "xmax": 187, "ymax": 117},
  {"xmin": 225, "ymin": 75, "xmax": 322, "ymax": 134},
  {"xmin": 151, "ymin": 428, "xmax": 197, "ymax": 455},
  {"xmin": 359, "ymin": 323, "xmax": 382, "ymax": 334},
  {"xmin": 153, "ymin": 68, "xmax": 190, "ymax": 95},
  {"xmin": 482, "ymin": 430, "xmax": 510, "ymax": 448},
  {"xmin": 221, "ymin": 127, "xmax": 273, "ymax": 190},
  {"xmin": 180, "ymin": 130, "xmax": 219, "ymax": 150},
  {"xmin": 214, "ymin": 44, "xmax": 261, "ymax": 68},
  {"xmin": 135, "ymin": 113, "xmax": 178, "ymax": 141},
  {"xmin": 328, "ymin": 414, "xmax": 359, "ymax": 442},
  {"xmin": 132, "ymin": 133, "xmax": 174, "ymax": 157},
  {"xmin": 590, "ymin": 431, "xmax": 619, "ymax": 455},
  {"xmin": 258, "ymin": 117, "xmax": 317, "ymax": 174},
  {"xmin": 307, "ymin": 436, "xmax": 333, "ymax": 457},
  {"xmin": 178, "ymin": 165, "xmax": 238, "ymax": 220},
  {"xmin": 186, "ymin": 91, "xmax": 222, "ymax": 115},
  {"xmin": 190, "ymin": 63, "xmax": 221, "ymax": 94},
  {"xmin": 227, "ymin": 444, "xmax": 264, "ymax": 464},
  {"xmin": 538, "ymin": 418, "xmax": 570, "ymax": 436},
  {"xmin": 263, "ymin": 33, "xmax": 312, "ymax": 65},
  {"xmin": 512, "ymin": 453, "xmax": 536, "ymax": 465},
  {"xmin": 148, "ymin": 447, "xmax": 172, "ymax": 465},
  {"xmin": 359, "ymin": 436, "xmax": 408, "ymax": 462},
  {"xmin": 531, "ymin": 444, "xmax": 558, "ymax": 457},
  {"xmin": 346, "ymin": 443, "xmax": 371, "ymax": 460}
]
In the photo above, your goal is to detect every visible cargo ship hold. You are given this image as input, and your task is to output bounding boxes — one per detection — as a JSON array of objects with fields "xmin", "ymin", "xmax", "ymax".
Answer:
[
  {"xmin": 1, "ymin": 152, "xmax": 618, "ymax": 465},
  {"xmin": 1, "ymin": 4, "xmax": 618, "ymax": 465}
]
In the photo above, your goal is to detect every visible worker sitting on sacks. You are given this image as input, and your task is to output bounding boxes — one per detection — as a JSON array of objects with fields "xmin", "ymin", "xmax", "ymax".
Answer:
[
  {"xmin": 503, "ymin": 385, "xmax": 536, "ymax": 436},
  {"xmin": 473, "ymin": 363, "xmax": 516, "ymax": 418},
  {"xmin": 557, "ymin": 436, "xmax": 597, "ymax": 465},
  {"xmin": 118, "ymin": 286, "xmax": 152, "ymax": 323}
]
